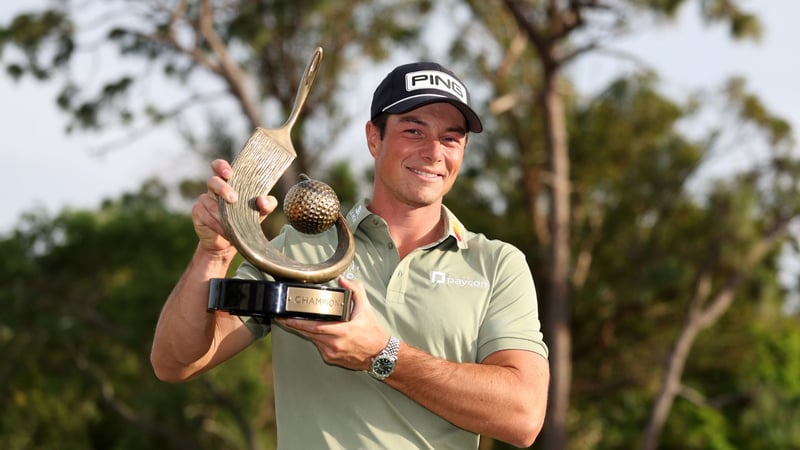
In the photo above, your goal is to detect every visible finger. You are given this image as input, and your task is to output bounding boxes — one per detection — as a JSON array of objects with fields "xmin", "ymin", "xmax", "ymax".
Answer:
[
  {"xmin": 211, "ymin": 159, "xmax": 233, "ymax": 180},
  {"xmin": 338, "ymin": 277, "xmax": 368, "ymax": 315},
  {"xmin": 207, "ymin": 175, "xmax": 238, "ymax": 204},
  {"xmin": 192, "ymin": 193, "xmax": 226, "ymax": 236},
  {"xmin": 276, "ymin": 317, "xmax": 309, "ymax": 334},
  {"xmin": 201, "ymin": 193, "xmax": 226, "ymax": 233},
  {"xmin": 207, "ymin": 159, "xmax": 238, "ymax": 203},
  {"xmin": 256, "ymin": 195, "xmax": 279, "ymax": 216},
  {"xmin": 276, "ymin": 317, "xmax": 326, "ymax": 336}
]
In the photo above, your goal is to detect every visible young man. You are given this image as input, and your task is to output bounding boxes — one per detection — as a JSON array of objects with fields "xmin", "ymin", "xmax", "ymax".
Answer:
[{"xmin": 151, "ymin": 62, "xmax": 549, "ymax": 449}]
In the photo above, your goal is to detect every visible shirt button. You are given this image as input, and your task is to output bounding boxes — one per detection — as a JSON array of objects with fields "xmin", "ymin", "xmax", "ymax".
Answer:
[{"xmin": 387, "ymin": 243, "xmax": 394, "ymax": 250}]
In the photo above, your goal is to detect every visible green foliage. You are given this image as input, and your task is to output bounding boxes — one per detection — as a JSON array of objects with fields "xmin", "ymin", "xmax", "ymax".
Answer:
[
  {"xmin": 732, "ymin": 321, "xmax": 800, "ymax": 449},
  {"xmin": 563, "ymin": 76, "xmax": 701, "ymax": 448},
  {"xmin": 627, "ymin": 0, "xmax": 762, "ymax": 41},
  {"xmin": 700, "ymin": 0, "xmax": 763, "ymax": 40},
  {"xmin": 0, "ymin": 9, "xmax": 73, "ymax": 80},
  {"xmin": 562, "ymin": 72, "xmax": 800, "ymax": 448},
  {"xmin": 0, "ymin": 180, "xmax": 276, "ymax": 450},
  {"xmin": 723, "ymin": 77, "xmax": 794, "ymax": 147},
  {"xmin": 0, "ymin": 0, "xmax": 434, "ymax": 175},
  {"xmin": 2, "ymin": 1, "xmax": 796, "ymax": 449},
  {"xmin": 440, "ymin": 6, "xmax": 795, "ymax": 447},
  {"xmin": 322, "ymin": 160, "xmax": 361, "ymax": 209}
]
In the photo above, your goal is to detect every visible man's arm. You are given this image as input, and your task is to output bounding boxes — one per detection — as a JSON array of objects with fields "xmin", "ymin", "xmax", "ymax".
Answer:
[
  {"xmin": 150, "ymin": 160, "xmax": 275, "ymax": 382},
  {"xmin": 150, "ymin": 243, "xmax": 255, "ymax": 382},
  {"xmin": 278, "ymin": 277, "xmax": 549, "ymax": 448},
  {"xmin": 385, "ymin": 345, "xmax": 548, "ymax": 448}
]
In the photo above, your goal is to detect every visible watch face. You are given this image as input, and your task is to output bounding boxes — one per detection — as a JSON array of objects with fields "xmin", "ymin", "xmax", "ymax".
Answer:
[{"xmin": 373, "ymin": 356, "xmax": 396, "ymax": 376}]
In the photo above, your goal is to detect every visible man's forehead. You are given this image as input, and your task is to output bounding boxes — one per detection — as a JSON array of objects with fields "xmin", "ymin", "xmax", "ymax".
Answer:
[{"xmin": 394, "ymin": 102, "xmax": 467, "ymax": 125}]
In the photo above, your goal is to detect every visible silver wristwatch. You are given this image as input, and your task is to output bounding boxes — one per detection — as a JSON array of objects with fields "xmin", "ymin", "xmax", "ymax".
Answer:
[{"xmin": 367, "ymin": 336, "xmax": 400, "ymax": 380}]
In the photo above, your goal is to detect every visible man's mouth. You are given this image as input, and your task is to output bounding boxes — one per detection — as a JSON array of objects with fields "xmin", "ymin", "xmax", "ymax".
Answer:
[{"xmin": 408, "ymin": 167, "xmax": 441, "ymax": 179}]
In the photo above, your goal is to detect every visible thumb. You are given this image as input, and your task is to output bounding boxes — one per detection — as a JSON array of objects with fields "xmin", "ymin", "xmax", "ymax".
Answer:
[{"xmin": 256, "ymin": 195, "xmax": 278, "ymax": 217}]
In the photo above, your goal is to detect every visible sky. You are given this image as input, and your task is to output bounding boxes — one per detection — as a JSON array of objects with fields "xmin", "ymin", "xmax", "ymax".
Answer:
[{"xmin": 1, "ymin": 0, "xmax": 798, "ymax": 234}]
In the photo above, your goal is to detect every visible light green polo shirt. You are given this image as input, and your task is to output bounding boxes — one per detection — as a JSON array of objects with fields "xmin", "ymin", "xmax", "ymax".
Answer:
[{"xmin": 236, "ymin": 199, "xmax": 547, "ymax": 450}]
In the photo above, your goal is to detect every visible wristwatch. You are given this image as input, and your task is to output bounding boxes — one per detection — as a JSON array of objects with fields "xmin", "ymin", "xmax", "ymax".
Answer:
[{"xmin": 367, "ymin": 336, "xmax": 400, "ymax": 380}]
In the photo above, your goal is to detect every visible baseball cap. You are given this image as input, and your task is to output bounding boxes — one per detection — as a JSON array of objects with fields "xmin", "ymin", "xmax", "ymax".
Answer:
[{"xmin": 370, "ymin": 62, "xmax": 483, "ymax": 133}]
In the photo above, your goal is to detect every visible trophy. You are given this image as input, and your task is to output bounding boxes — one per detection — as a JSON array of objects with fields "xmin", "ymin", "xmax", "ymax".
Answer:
[{"xmin": 207, "ymin": 47, "xmax": 356, "ymax": 321}]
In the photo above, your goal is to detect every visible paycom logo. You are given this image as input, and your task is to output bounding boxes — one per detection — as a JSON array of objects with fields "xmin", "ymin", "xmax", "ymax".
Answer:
[{"xmin": 430, "ymin": 271, "xmax": 490, "ymax": 289}]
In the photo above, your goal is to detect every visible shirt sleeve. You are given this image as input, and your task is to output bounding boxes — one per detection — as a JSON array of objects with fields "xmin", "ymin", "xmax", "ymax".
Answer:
[
  {"xmin": 232, "ymin": 231, "xmax": 289, "ymax": 339},
  {"xmin": 230, "ymin": 261, "xmax": 272, "ymax": 338},
  {"xmin": 477, "ymin": 245, "xmax": 549, "ymax": 362}
]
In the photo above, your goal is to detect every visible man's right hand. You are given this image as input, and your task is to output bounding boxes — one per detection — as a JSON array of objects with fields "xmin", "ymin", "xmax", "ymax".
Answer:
[{"xmin": 192, "ymin": 159, "xmax": 278, "ymax": 253}]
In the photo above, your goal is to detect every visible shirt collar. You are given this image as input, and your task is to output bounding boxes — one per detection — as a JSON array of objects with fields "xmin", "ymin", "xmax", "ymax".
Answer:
[
  {"xmin": 441, "ymin": 205, "xmax": 469, "ymax": 250},
  {"xmin": 345, "ymin": 199, "xmax": 372, "ymax": 229},
  {"xmin": 345, "ymin": 200, "xmax": 469, "ymax": 250}
]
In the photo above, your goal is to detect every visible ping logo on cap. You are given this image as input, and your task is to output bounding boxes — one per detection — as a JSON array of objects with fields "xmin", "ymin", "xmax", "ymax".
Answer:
[{"xmin": 405, "ymin": 70, "xmax": 468, "ymax": 104}]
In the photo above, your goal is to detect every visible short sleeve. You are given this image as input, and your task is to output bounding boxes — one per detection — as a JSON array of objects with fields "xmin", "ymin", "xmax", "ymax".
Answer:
[
  {"xmin": 233, "ymin": 256, "xmax": 274, "ymax": 339},
  {"xmin": 477, "ymin": 246, "xmax": 548, "ymax": 361}
]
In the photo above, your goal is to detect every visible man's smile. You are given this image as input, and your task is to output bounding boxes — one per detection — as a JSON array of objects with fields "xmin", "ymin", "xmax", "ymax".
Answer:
[{"xmin": 407, "ymin": 166, "xmax": 442, "ymax": 179}]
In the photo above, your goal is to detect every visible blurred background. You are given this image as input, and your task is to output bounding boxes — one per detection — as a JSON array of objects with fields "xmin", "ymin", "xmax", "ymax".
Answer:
[{"xmin": 2, "ymin": 1, "xmax": 799, "ymax": 449}]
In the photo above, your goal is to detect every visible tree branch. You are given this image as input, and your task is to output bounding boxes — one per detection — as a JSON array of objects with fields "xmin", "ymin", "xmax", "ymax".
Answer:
[
  {"xmin": 197, "ymin": 0, "xmax": 262, "ymax": 128},
  {"xmin": 73, "ymin": 350, "xmax": 201, "ymax": 450},
  {"xmin": 200, "ymin": 376, "xmax": 264, "ymax": 450},
  {"xmin": 641, "ymin": 213, "xmax": 793, "ymax": 450}
]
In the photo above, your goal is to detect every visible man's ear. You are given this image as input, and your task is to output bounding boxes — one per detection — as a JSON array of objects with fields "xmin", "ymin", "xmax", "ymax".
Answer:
[{"xmin": 365, "ymin": 121, "xmax": 380, "ymax": 158}]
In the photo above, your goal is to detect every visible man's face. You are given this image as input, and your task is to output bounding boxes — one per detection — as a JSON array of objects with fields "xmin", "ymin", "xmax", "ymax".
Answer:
[{"xmin": 367, "ymin": 102, "xmax": 468, "ymax": 209}]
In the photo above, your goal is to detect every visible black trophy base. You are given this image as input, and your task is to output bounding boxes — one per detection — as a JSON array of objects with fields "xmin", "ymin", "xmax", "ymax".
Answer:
[{"xmin": 207, "ymin": 278, "xmax": 352, "ymax": 321}]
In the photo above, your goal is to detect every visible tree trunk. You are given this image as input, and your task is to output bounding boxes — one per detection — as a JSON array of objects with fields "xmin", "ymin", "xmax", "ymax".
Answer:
[
  {"xmin": 640, "ymin": 299, "xmax": 705, "ymax": 450},
  {"xmin": 541, "ymin": 66, "xmax": 572, "ymax": 450}
]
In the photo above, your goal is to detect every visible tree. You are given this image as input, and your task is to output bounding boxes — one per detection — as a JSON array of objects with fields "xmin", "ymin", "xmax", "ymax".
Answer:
[
  {"xmin": 0, "ymin": 180, "xmax": 277, "ymax": 449},
  {"xmin": 445, "ymin": 65, "xmax": 800, "ymax": 450},
  {"xmin": 5, "ymin": 2, "xmax": 796, "ymax": 449},
  {"xmin": 0, "ymin": 0, "xmax": 433, "ymax": 187},
  {"xmin": 446, "ymin": 1, "xmax": 762, "ymax": 447},
  {"xmin": 638, "ymin": 77, "xmax": 799, "ymax": 450}
]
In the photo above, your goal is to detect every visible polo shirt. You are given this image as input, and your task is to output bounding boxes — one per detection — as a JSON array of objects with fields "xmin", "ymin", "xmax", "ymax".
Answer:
[{"xmin": 236, "ymin": 199, "xmax": 547, "ymax": 449}]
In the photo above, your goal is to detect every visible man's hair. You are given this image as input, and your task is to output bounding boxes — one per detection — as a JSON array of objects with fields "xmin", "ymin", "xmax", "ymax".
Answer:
[{"xmin": 371, "ymin": 113, "xmax": 389, "ymax": 139}]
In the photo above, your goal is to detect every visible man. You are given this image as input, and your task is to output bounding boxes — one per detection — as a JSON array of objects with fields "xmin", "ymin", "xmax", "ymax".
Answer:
[{"xmin": 151, "ymin": 61, "xmax": 549, "ymax": 449}]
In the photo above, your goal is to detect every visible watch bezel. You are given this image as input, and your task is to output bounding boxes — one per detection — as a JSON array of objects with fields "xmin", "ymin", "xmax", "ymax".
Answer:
[{"xmin": 370, "ymin": 355, "xmax": 397, "ymax": 379}]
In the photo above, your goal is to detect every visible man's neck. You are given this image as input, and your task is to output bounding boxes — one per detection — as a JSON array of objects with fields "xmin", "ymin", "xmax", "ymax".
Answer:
[{"xmin": 368, "ymin": 200, "xmax": 445, "ymax": 259}]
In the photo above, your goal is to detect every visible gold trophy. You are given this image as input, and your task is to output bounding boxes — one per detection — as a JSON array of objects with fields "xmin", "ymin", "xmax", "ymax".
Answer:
[{"xmin": 207, "ymin": 47, "xmax": 356, "ymax": 321}]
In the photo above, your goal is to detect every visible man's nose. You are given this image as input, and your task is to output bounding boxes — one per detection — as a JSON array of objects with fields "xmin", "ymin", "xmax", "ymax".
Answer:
[{"xmin": 420, "ymin": 139, "xmax": 445, "ymax": 162}]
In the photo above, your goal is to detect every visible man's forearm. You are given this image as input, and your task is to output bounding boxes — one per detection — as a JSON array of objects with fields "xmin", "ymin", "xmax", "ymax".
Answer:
[
  {"xmin": 384, "ymin": 344, "xmax": 549, "ymax": 448},
  {"xmin": 150, "ymin": 244, "xmax": 244, "ymax": 381}
]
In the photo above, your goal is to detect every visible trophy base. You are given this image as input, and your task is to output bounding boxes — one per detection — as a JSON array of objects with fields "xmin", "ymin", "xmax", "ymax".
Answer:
[{"xmin": 207, "ymin": 278, "xmax": 352, "ymax": 321}]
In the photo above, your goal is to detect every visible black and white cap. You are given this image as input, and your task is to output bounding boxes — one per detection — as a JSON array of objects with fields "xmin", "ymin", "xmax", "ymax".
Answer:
[{"xmin": 370, "ymin": 62, "xmax": 483, "ymax": 133}]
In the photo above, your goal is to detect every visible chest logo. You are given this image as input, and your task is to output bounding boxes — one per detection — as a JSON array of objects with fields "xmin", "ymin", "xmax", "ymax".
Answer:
[{"xmin": 430, "ymin": 271, "xmax": 490, "ymax": 289}]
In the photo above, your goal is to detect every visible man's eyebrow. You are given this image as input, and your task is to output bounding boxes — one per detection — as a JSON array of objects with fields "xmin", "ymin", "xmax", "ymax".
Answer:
[
  {"xmin": 447, "ymin": 125, "xmax": 468, "ymax": 136},
  {"xmin": 398, "ymin": 115, "xmax": 425, "ymax": 126}
]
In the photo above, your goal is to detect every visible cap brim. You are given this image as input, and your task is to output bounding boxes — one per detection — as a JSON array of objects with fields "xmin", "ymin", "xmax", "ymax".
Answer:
[{"xmin": 382, "ymin": 96, "xmax": 483, "ymax": 133}]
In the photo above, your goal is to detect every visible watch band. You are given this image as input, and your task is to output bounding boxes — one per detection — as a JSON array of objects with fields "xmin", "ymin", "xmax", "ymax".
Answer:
[{"xmin": 381, "ymin": 336, "xmax": 400, "ymax": 359}]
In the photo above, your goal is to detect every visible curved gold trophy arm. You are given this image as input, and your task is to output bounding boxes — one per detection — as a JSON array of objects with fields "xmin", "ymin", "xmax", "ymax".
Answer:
[{"xmin": 218, "ymin": 47, "xmax": 355, "ymax": 284}]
